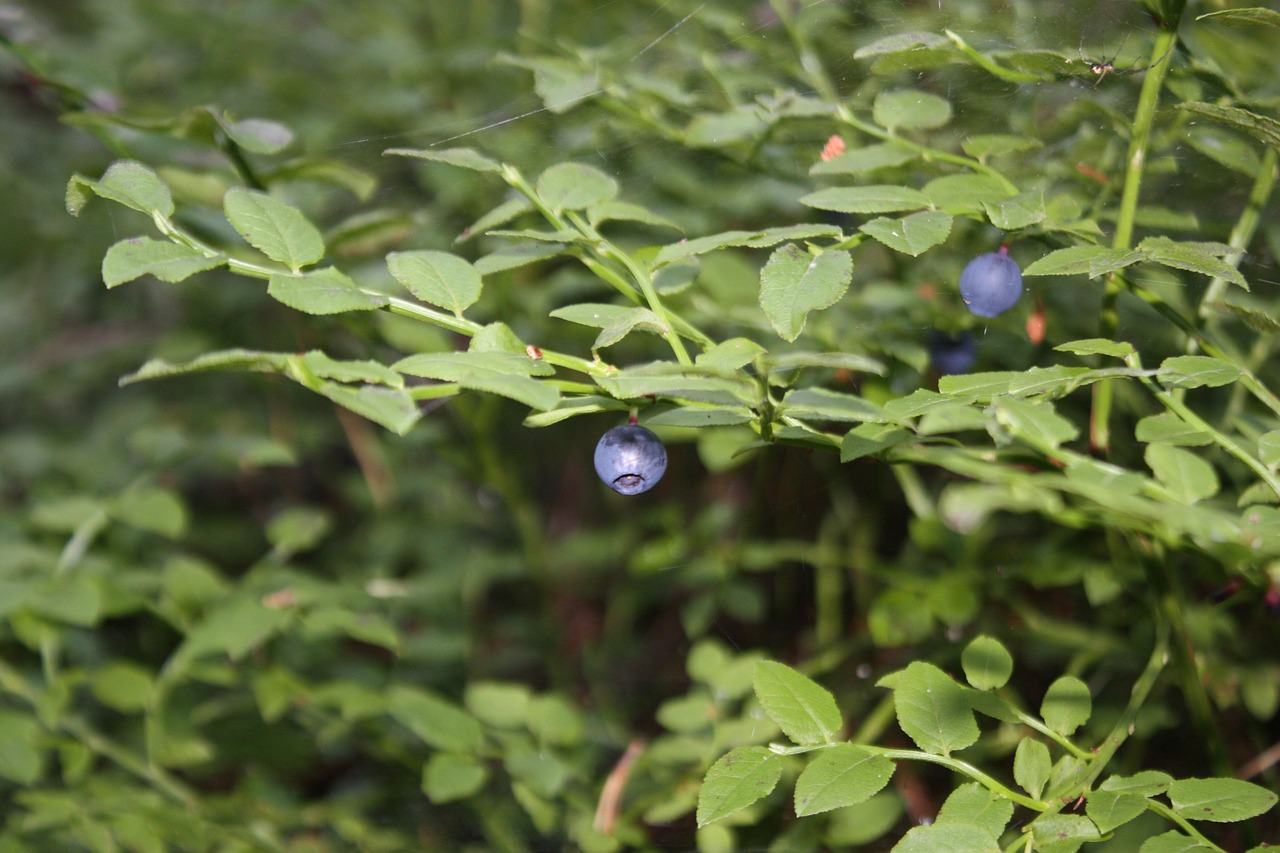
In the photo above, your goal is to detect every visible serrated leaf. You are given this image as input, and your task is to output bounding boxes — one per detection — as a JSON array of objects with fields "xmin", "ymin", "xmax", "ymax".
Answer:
[
  {"xmin": 1031, "ymin": 814, "xmax": 1100, "ymax": 853},
  {"xmin": 936, "ymin": 783, "xmax": 1013, "ymax": 838},
  {"xmin": 536, "ymin": 162, "xmax": 618, "ymax": 211},
  {"xmin": 794, "ymin": 744, "xmax": 894, "ymax": 816},
  {"xmin": 1100, "ymin": 770, "xmax": 1174, "ymax": 796},
  {"xmin": 994, "ymin": 397, "xmax": 1079, "ymax": 448},
  {"xmin": 892, "ymin": 824, "xmax": 999, "ymax": 853},
  {"xmin": 387, "ymin": 250, "xmax": 483, "ymax": 315},
  {"xmin": 811, "ymin": 142, "xmax": 918, "ymax": 175},
  {"xmin": 1198, "ymin": 7, "xmax": 1280, "ymax": 26},
  {"xmin": 1135, "ymin": 414, "xmax": 1213, "ymax": 447},
  {"xmin": 120, "ymin": 349, "xmax": 291, "ymax": 386},
  {"xmin": 753, "ymin": 661, "xmax": 841, "ymax": 745},
  {"xmin": 1179, "ymin": 101, "xmax": 1280, "ymax": 150},
  {"xmin": 1041, "ymin": 676, "xmax": 1091, "ymax": 735},
  {"xmin": 224, "ymin": 188, "xmax": 325, "ymax": 270},
  {"xmin": 961, "ymin": 636, "xmax": 1013, "ymax": 690},
  {"xmin": 317, "ymin": 383, "xmax": 421, "ymax": 435},
  {"xmin": 1139, "ymin": 831, "xmax": 1214, "ymax": 853},
  {"xmin": 696, "ymin": 746, "xmax": 782, "ymax": 827},
  {"xmin": 1023, "ymin": 246, "xmax": 1144, "ymax": 278},
  {"xmin": 1139, "ymin": 236, "xmax": 1247, "ymax": 289},
  {"xmin": 300, "ymin": 351, "xmax": 403, "ymax": 388},
  {"xmin": 1158, "ymin": 355, "xmax": 1242, "ymax": 389},
  {"xmin": 799, "ymin": 185, "xmax": 929, "ymax": 214},
  {"xmin": 385, "ymin": 146, "xmax": 503, "ymax": 173},
  {"xmin": 1014, "ymin": 738, "xmax": 1051, "ymax": 800},
  {"xmin": 394, "ymin": 351, "xmax": 559, "ymax": 411},
  {"xmin": 922, "ymin": 174, "xmax": 1014, "ymax": 212},
  {"xmin": 473, "ymin": 242, "xmax": 565, "ymax": 275},
  {"xmin": 593, "ymin": 307, "xmax": 667, "ymax": 350},
  {"xmin": 588, "ymin": 200, "xmax": 681, "ymax": 231},
  {"xmin": 759, "ymin": 245, "xmax": 852, "ymax": 342},
  {"xmin": 873, "ymin": 89, "xmax": 952, "ymax": 130},
  {"xmin": 984, "ymin": 189, "xmax": 1046, "ymax": 230},
  {"xmin": 878, "ymin": 661, "xmax": 978, "ymax": 756},
  {"xmin": 644, "ymin": 406, "xmax": 753, "ymax": 428},
  {"xmin": 1167, "ymin": 777, "xmax": 1278, "ymax": 823},
  {"xmin": 387, "ymin": 686, "xmax": 483, "ymax": 754},
  {"xmin": 859, "ymin": 210, "xmax": 953, "ymax": 256},
  {"xmin": 268, "ymin": 268, "xmax": 386, "ymax": 314},
  {"xmin": 782, "ymin": 388, "xmax": 886, "ymax": 423},
  {"xmin": 841, "ymin": 423, "xmax": 913, "ymax": 462},
  {"xmin": 67, "ymin": 160, "xmax": 174, "ymax": 217},
  {"xmin": 854, "ymin": 31, "xmax": 950, "ymax": 59},
  {"xmin": 1054, "ymin": 338, "xmax": 1135, "ymax": 358},
  {"xmin": 1145, "ymin": 444, "xmax": 1219, "ymax": 504},
  {"xmin": 1086, "ymin": 790, "xmax": 1148, "ymax": 834},
  {"xmin": 102, "ymin": 237, "xmax": 225, "ymax": 287}
]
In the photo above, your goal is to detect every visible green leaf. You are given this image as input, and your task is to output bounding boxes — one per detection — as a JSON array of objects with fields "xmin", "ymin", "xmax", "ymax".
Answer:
[
  {"xmin": 1023, "ymin": 246, "xmax": 1145, "ymax": 278},
  {"xmin": 1167, "ymin": 777, "xmax": 1278, "ymax": 823},
  {"xmin": 120, "ymin": 349, "xmax": 292, "ymax": 386},
  {"xmin": 810, "ymin": 142, "xmax": 918, "ymax": 175},
  {"xmin": 0, "ymin": 711, "xmax": 43, "ymax": 785},
  {"xmin": 922, "ymin": 174, "xmax": 1014, "ymax": 212},
  {"xmin": 841, "ymin": 423, "xmax": 914, "ymax": 462},
  {"xmin": 696, "ymin": 746, "xmax": 782, "ymax": 827},
  {"xmin": 319, "ymin": 383, "xmax": 422, "ymax": 434},
  {"xmin": 1145, "ymin": 444, "xmax": 1219, "ymax": 504},
  {"xmin": 593, "ymin": 307, "xmax": 668, "ymax": 350},
  {"xmin": 387, "ymin": 250, "xmax": 483, "ymax": 315},
  {"xmin": 753, "ymin": 661, "xmax": 841, "ymax": 745},
  {"xmin": 854, "ymin": 31, "xmax": 950, "ymax": 59},
  {"xmin": 1138, "ymin": 236, "xmax": 1247, "ymax": 290},
  {"xmin": 685, "ymin": 106, "xmax": 769, "ymax": 147},
  {"xmin": 654, "ymin": 230, "xmax": 757, "ymax": 265},
  {"xmin": 387, "ymin": 685, "xmax": 483, "ymax": 754},
  {"xmin": 962, "ymin": 134, "xmax": 1043, "ymax": 159},
  {"xmin": 1014, "ymin": 738, "xmax": 1051, "ymax": 800},
  {"xmin": 1139, "ymin": 831, "xmax": 1214, "ymax": 853},
  {"xmin": 984, "ymin": 189, "xmax": 1046, "ymax": 230},
  {"xmin": 770, "ymin": 351, "xmax": 885, "ymax": 375},
  {"xmin": 111, "ymin": 485, "xmax": 187, "ymax": 538},
  {"xmin": 1257, "ymin": 431, "xmax": 1280, "ymax": 466},
  {"xmin": 859, "ymin": 210, "xmax": 953, "ymax": 256},
  {"xmin": 1135, "ymin": 414, "xmax": 1213, "ymax": 447},
  {"xmin": 67, "ymin": 160, "xmax": 174, "ymax": 217},
  {"xmin": 799, "ymin": 185, "xmax": 929, "ymax": 214},
  {"xmin": 464, "ymin": 681, "xmax": 531, "ymax": 729},
  {"xmin": 758, "ymin": 245, "xmax": 853, "ymax": 342},
  {"xmin": 102, "ymin": 238, "xmax": 225, "ymax": 287},
  {"xmin": 224, "ymin": 117, "xmax": 293, "ymax": 154},
  {"xmin": 994, "ymin": 397, "xmax": 1079, "ymax": 448},
  {"xmin": 422, "ymin": 753, "xmax": 488, "ymax": 803},
  {"xmin": 782, "ymin": 388, "xmax": 886, "ymax": 423},
  {"xmin": 936, "ymin": 783, "xmax": 1014, "ymax": 838},
  {"xmin": 872, "ymin": 89, "xmax": 952, "ymax": 130},
  {"xmin": 176, "ymin": 596, "xmax": 289, "ymax": 663},
  {"xmin": 1041, "ymin": 675, "xmax": 1091, "ymax": 735},
  {"xmin": 1100, "ymin": 770, "xmax": 1174, "ymax": 796},
  {"xmin": 1031, "ymin": 815, "xmax": 1100, "ymax": 853},
  {"xmin": 536, "ymin": 162, "xmax": 618, "ymax": 211},
  {"xmin": 265, "ymin": 506, "xmax": 331, "ymax": 555},
  {"xmin": 794, "ymin": 744, "xmax": 895, "ymax": 817},
  {"xmin": 878, "ymin": 661, "xmax": 979, "ymax": 756},
  {"xmin": 961, "ymin": 635, "xmax": 1013, "ymax": 690},
  {"xmin": 588, "ymin": 200, "xmax": 682, "ymax": 232},
  {"xmin": 696, "ymin": 338, "xmax": 767, "ymax": 370},
  {"xmin": 394, "ymin": 351, "xmax": 560, "ymax": 411},
  {"xmin": 224, "ymin": 188, "xmax": 325, "ymax": 270},
  {"xmin": 1184, "ymin": 126, "xmax": 1261, "ymax": 176},
  {"xmin": 473, "ymin": 241, "xmax": 566, "ymax": 275},
  {"xmin": 299, "ymin": 351, "xmax": 403, "ymax": 388},
  {"xmin": 90, "ymin": 663, "xmax": 154, "ymax": 713},
  {"xmin": 1198, "ymin": 7, "xmax": 1280, "ymax": 26},
  {"xmin": 891, "ymin": 824, "xmax": 1000, "ymax": 853},
  {"xmin": 26, "ymin": 575, "xmax": 101, "ymax": 626},
  {"xmin": 385, "ymin": 146, "xmax": 503, "ymax": 173},
  {"xmin": 268, "ymin": 268, "xmax": 386, "ymax": 314},
  {"xmin": 1086, "ymin": 790, "xmax": 1148, "ymax": 834},
  {"xmin": 645, "ymin": 407, "xmax": 752, "ymax": 428},
  {"xmin": 1158, "ymin": 355, "xmax": 1244, "ymax": 390},
  {"xmin": 1178, "ymin": 101, "xmax": 1280, "ymax": 150},
  {"xmin": 1054, "ymin": 339, "xmax": 1135, "ymax": 358}
]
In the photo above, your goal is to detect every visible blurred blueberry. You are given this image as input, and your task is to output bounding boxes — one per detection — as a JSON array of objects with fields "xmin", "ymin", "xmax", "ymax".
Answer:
[
  {"xmin": 959, "ymin": 250, "xmax": 1023, "ymax": 318},
  {"xmin": 927, "ymin": 330, "xmax": 978, "ymax": 375},
  {"xmin": 594, "ymin": 424, "xmax": 667, "ymax": 495}
]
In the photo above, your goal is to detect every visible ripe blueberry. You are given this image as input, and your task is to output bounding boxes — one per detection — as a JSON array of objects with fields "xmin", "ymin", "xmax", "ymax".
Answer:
[
  {"xmin": 927, "ymin": 330, "xmax": 977, "ymax": 375},
  {"xmin": 959, "ymin": 249, "xmax": 1022, "ymax": 318},
  {"xmin": 594, "ymin": 424, "xmax": 667, "ymax": 495}
]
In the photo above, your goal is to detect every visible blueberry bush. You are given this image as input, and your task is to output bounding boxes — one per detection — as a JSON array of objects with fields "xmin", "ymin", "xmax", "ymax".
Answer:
[{"xmin": 4, "ymin": 0, "xmax": 1280, "ymax": 849}]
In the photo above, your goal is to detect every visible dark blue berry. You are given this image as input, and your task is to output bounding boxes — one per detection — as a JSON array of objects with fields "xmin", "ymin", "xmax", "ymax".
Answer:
[
  {"xmin": 594, "ymin": 425, "xmax": 667, "ymax": 495},
  {"xmin": 927, "ymin": 330, "xmax": 978, "ymax": 375},
  {"xmin": 959, "ymin": 251, "xmax": 1022, "ymax": 318}
]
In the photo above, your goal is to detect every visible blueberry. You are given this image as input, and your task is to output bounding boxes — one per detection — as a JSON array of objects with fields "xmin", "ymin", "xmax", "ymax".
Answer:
[
  {"xmin": 959, "ymin": 250, "xmax": 1022, "ymax": 318},
  {"xmin": 927, "ymin": 330, "xmax": 977, "ymax": 375},
  {"xmin": 594, "ymin": 424, "xmax": 667, "ymax": 495}
]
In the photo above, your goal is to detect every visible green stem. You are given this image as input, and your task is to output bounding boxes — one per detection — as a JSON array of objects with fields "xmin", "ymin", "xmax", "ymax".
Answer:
[
  {"xmin": 1145, "ymin": 799, "xmax": 1228, "ymax": 852},
  {"xmin": 1011, "ymin": 709, "xmax": 1093, "ymax": 761}
]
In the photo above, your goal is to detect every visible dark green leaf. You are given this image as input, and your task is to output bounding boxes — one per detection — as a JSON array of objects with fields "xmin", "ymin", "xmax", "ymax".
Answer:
[
  {"xmin": 893, "ymin": 824, "xmax": 1000, "ymax": 853},
  {"xmin": 1138, "ymin": 236, "xmax": 1247, "ymax": 289},
  {"xmin": 1178, "ymin": 102, "xmax": 1280, "ymax": 150},
  {"xmin": 841, "ymin": 423, "xmax": 914, "ymax": 462},
  {"xmin": 1138, "ymin": 831, "xmax": 1214, "ymax": 853}
]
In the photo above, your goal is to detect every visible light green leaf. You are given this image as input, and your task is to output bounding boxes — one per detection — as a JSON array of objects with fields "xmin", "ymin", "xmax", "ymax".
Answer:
[
  {"xmin": 1158, "ymin": 355, "xmax": 1243, "ymax": 389},
  {"xmin": 859, "ymin": 210, "xmax": 953, "ymax": 256},
  {"xmin": 120, "ymin": 349, "xmax": 291, "ymax": 386},
  {"xmin": 878, "ymin": 661, "xmax": 979, "ymax": 756},
  {"xmin": 66, "ymin": 160, "xmax": 174, "ymax": 217},
  {"xmin": 985, "ymin": 189, "xmax": 1046, "ymax": 230},
  {"xmin": 26, "ymin": 575, "xmax": 101, "ymax": 626},
  {"xmin": 753, "ymin": 661, "xmax": 841, "ymax": 745},
  {"xmin": 1258, "ymin": 431, "xmax": 1280, "ymax": 466},
  {"xmin": 891, "ymin": 824, "xmax": 1000, "ymax": 853},
  {"xmin": 1054, "ymin": 339, "xmax": 1135, "ymax": 359},
  {"xmin": 644, "ymin": 407, "xmax": 753, "ymax": 428},
  {"xmin": 696, "ymin": 338, "xmax": 767, "ymax": 370},
  {"xmin": 810, "ymin": 142, "xmax": 918, "ymax": 175},
  {"xmin": 268, "ymin": 268, "xmax": 386, "ymax": 314},
  {"xmin": 265, "ymin": 506, "xmax": 330, "ymax": 555},
  {"xmin": 1198, "ymin": 7, "xmax": 1280, "ymax": 26},
  {"xmin": 387, "ymin": 686, "xmax": 484, "ymax": 754},
  {"xmin": 799, "ymin": 185, "xmax": 929, "ymax": 214},
  {"xmin": 853, "ymin": 31, "xmax": 950, "ymax": 59},
  {"xmin": 736, "ymin": 224, "xmax": 844, "ymax": 247},
  {"xmin": 102, "ymin": 238, "xmax": 225, "ymax": 287},
  {"xmin": 936, "ymin": 783, "xmax": 1014, "ymax": 838},
  {"xmin": 654, "ymin": 230, "xmax": 757, "ymax": 265},
  {"xmin": 782, "ymin": 388, "xmax": 886, "ymax": 423},
  {"xmin": 224, "ymin": 188, "xmax": 325, "ymax": 270},
  {"xmin": 1086, "ymin": 790, "xmax": 1148, "ymax": 834},
  {"xmin": 588, "ymin": 200, "xmax": 682, "ymax": 232},
  {"xmin": 523, "ymin": 395, "xmax": 628, "ymax": 427},
  {"xmin": 1014, "ymin": 738, "xmax": 1051, "ymax": 800},
  {"xmin": 1178, "ymin": 101, "xmax": 1280, "ymax": 150},
  {"xmin": 1041, "ymin": 675, "xmax": 1091, "ymax": 735},
  {"xmin": 176, "ymin": 596, "xmax": 290, "ymax": 663},
  {"xmin": 461, "ymin": 197, "xmax": 533, "ymax": 241},
  {"xmin": 394, "ymin": 351, "xmax": 560, "ymax": 411},
  {"xmin": 385, "ymin": 146, "xmax": 503, "ymax": 173},
  {"xmin": 224, "ymin": 117, "xmax": 293, "ymax": 154},
  {"xmin": 1031, "ymin": 814, "xmax": 1100, "ymax": 853},
  {"xmin": 922, "ymin": 174, "xmax": 1014, "ymax": 212},
  {"xmin": 1100, "ymin": 770, "xmax": 1174, "ymax": 796},
  {"xmin": 1167, "ymin": 777, "xmax": 1278, "ymax": 822},
  {"xmin": 536, "ymin": 162, "xmax": 618, "ymax": 211},
  {"xmin": 962, "ymin": 134, "xmax": 1043, "ymax": 160},
  {"xmin": 319, "ymin": 383, "xmax": 422, "ymax": 434},
  {"xmin": 423, "ymin": 753, "xmax": 488, "ymax": 803},
  {"xmin": 961, "ymin": 635, "xmax": 1013, "ymax": 690},
  {"xmin": 758, "ymin": 245, "xmax": 853, "ymax": 342},
  {"xmin": 299, "ymin": 351, "xmax": 403, "ymax": 388},
  {"xmin": 1139, "ymin": 831, "xmax": 1214, "ymax": 853},
  {"xmin": 841, "ymin": 423, "xmax": 913, "ymax": 462},
  {"xmin": 1135, "ymin": 414, "xmax": 1213, "ymax": 447},
  {"xmin": 595, "ymin": 363, "xmax": 752, "ymax": 404},
  {"xmin": 593, "ymin": 307, "xmax": 668, "ymax": 350},
  {"xmin": 0, "ymin": 711, "xmax": 43, "ymax": 785},
  {"xmin": 1139, "ymin": 236, "xmax": 1247, "ymax": 289},
  {"xmin": 994, "ymin": 397, "xmax": 1079, "ymax": 448},
  {"xmin": 873, "ymin": 89, "xmax": 952, "ymax": 130},
  {"xmin": 1023, "ymin": 246, "xmax": 1145, "ymax": 278},
  {"xmin": 685, "ymin": 106, "xmax": 769, "ymax": 147},
  {"xmin": 770, "ymin": 351, "xmax": 886, "ymax": 375},
  {"xmin": 696, "ymin": 746, "xmax": 782, "ymax": 827},
  {"xmin": 464, "ymin": 681, "xmax": 531, "ymax": 729},
  {"xmin": 794, "ymin": 744, "xmax": 895, "ymax": 816},
  {"xmin": 111, "ymin": 485, "xmax": 187, "ymax": 538},
  {"xmin": 1145, "ymin": 444, "xmax": 1219, "ymax": 504},
  {"xmin": 387, "ymin": 250, "xmax": 483, "ymax": 315},
  {"xmin": 90, "ymin": 663, "xmax": 154, "ymax": 713},
  {"xmin": 473, "ymin": 241, "xmax": 566, "ymax": 275}
]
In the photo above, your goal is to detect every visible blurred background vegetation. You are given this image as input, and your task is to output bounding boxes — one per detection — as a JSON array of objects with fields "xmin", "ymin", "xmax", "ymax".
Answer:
[{"xmin": 1, "ymin": 0, "xmax": 1278, "ymax": 850}]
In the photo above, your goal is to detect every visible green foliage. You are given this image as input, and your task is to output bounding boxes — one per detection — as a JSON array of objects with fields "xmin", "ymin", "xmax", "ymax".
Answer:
[{"xmin": 3, "ymin": 0, "xmax": 1280, "ymax": 849}]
